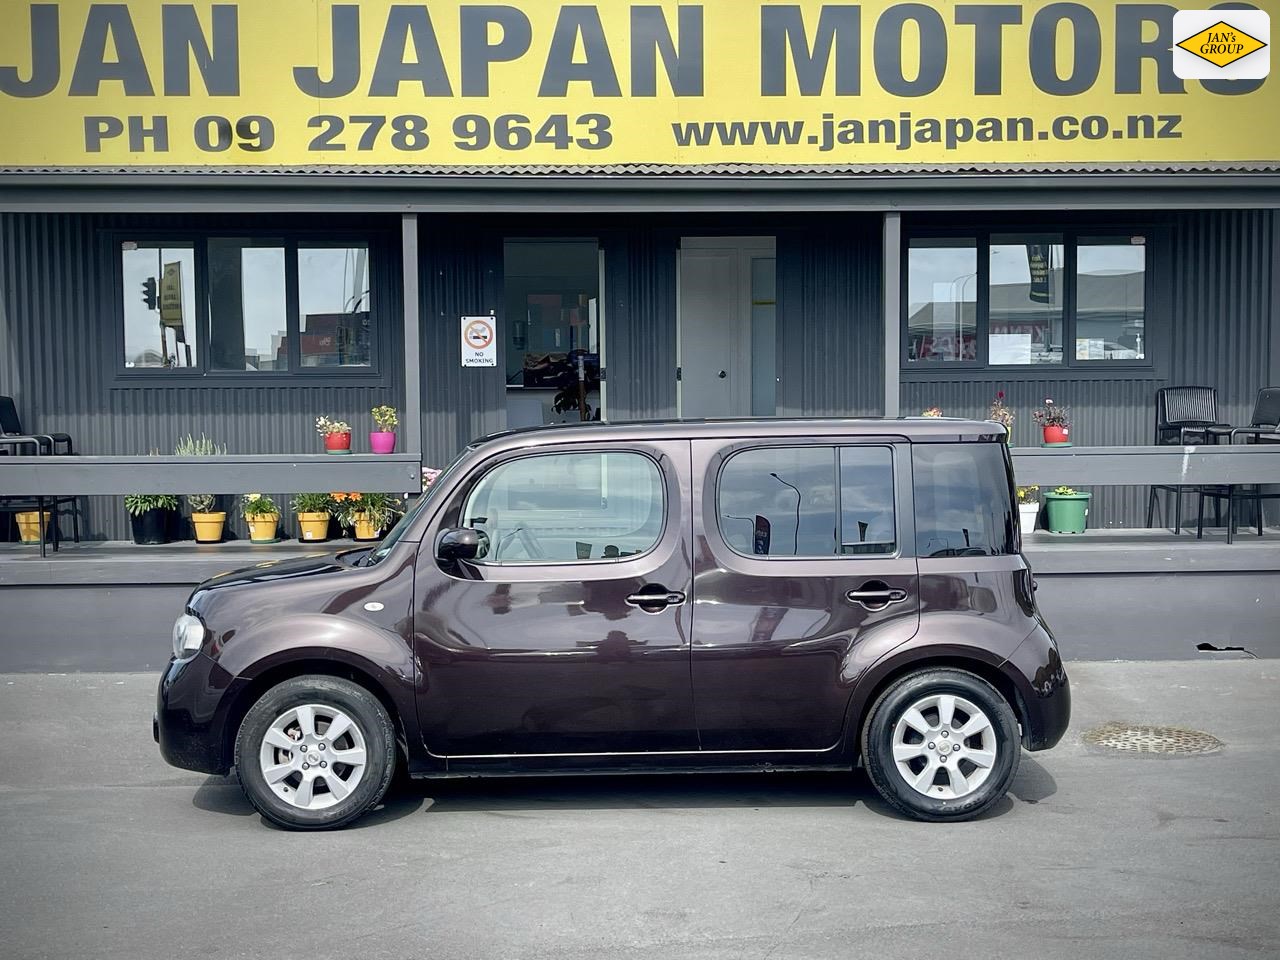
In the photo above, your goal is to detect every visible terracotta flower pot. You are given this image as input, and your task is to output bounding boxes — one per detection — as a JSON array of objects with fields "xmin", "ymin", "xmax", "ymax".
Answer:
[
  {"xmin": 191, "ymin": 511, "xmax": 226, "ymax": 543},
  {"xmin": 369, "ymin": 431, "xmax": 396, "ymax": 454},
  {"xmin": 297, "ymin": 512, "xmax": 330, "ymax": 542},
  {"xmin": 1043, "ymin": 424, "xmax": 1069, "ymax": 444},
  {"xmin": 247, "ymin": 515, "xmax": 279, "ymax": 543},
  {"xmin": 15, "ymin": 510, "xmax": 50, "ymax": 544},
  {"xmin": 350, "ymin": 512, "xmax": 381, "ymax": 541},
  {"xmin": 323, "ymin": 432, "xmax": 352, "ymax": 455}
]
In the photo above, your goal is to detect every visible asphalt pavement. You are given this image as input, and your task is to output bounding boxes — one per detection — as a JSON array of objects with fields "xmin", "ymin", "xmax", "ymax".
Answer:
[{"xmin": 1, "ymin": 660, "xmax": 1277, "ymax": 960}]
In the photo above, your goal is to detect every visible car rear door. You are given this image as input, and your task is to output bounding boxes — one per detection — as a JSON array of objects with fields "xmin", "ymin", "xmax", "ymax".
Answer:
[{"xmin": 689, "ymin": 437, "xmax": 920, "ymax": 752}]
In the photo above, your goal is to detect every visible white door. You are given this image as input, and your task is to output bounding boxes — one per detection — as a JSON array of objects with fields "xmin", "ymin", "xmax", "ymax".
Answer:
[{"xmin": 678, "ymin": 237, "xmax": 775, "ymax": 418}]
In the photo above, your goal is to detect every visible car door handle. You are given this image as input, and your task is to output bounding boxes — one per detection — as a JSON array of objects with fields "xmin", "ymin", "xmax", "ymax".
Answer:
[
  {"xmin": 846, "ymin": 583, "xmax": 908, "ymax": 610},
  {"xmin": 625, "ymin": 586, "xmax": 687, "ymax": 611}
]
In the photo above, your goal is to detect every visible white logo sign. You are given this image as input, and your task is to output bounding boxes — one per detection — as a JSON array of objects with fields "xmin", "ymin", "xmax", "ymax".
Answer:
[
  {"xmin": 460, "ymin": 316, "xmax": 497, "ymax": 367},
  {"xmin": 1172, "ymin": 10, "xmax": 1269, "ymax": 79}
]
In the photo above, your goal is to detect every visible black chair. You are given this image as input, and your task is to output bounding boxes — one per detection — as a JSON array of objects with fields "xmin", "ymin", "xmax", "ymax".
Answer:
[
  {"xmin": 0, "ymin": 395, "xmax": 80, "ymax": 555},
  {"xmin": 1146, "ymin": 386, "xmax": 1228, "ymax": 533},
  {"xmin": 1197, "ymin": 387, "xmax": 1280, "ymax": 544}
]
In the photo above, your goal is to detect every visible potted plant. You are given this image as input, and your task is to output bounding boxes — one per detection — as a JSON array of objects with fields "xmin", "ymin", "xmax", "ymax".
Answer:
[
  {"xmin": 1044, "ymin": 485, "xmax": 1091, "ymax": 534},
  {"xmin": 370, "ymin": 405, "xmax": 398, "ymax": 454},
  {"xmin": 175, "ymin": 433, "xmax": 227, "ymax": 543},
  {"xmin": 334, "ymin": 492, "xmax": 402, "ymax": 541},
  {"xmin": 1033, "ymin": 398, "xmax": 1071, "ymax": 445},
  {"xmin": 989, "ymin": 390, "xmax": 1014, "ymax": 444},
  {"xmin": 291, "ymin": 492, "xmax": 332, "ymax": 542},
  {"xmin": 921, "ymin": 406, "xmax": 944, "ymax": 418},
  {"xmin": 241, "ymin": 493, "xmax": 280, "ymax": 543},
  {"xmin": 187, "ymin": 494, "xmax": 225, "ymax": 543},
  {"xmin": 316, "ymin": 416, "xmax": 352, "ymax": 455},
  {"xmin": 124, "ymin": 494, "xmax": 180, "ymax": 545},
  {"xmin": 1016, "ymin": 485, "xmax": 1040, "ymax": 535},
  {"xmin": 14, "ymin": 510, "xmax": 50, "ymax": 544}
]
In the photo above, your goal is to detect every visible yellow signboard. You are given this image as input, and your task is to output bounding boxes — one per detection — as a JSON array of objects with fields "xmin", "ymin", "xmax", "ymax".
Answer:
[{"xmin": 0, "ymin": 1, "xmax": 1275, "ymax": 169}]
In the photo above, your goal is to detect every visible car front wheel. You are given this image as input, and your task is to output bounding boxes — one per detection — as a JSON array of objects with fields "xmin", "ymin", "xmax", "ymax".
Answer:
[
  {"xmin": 861, "ymin": 668, "xmax": 1020, "ymax": 822},
  {"xmin": 234, "ymin": 675, "xmax": 396, "ymax": 830}
]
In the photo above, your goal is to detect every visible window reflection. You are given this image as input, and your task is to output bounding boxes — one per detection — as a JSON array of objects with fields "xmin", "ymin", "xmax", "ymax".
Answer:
[
  {"xmin": 299, "ymin": 245, "xmax": 372, "ymax": 367},
  {"xmin": 912, "ymin": 445, "xmax": 1015, "ymax": 558},
  {"xmin": 1076, "ymin": 238, "xmax": 1146, "ymax": 360},
  {"xmin": 906, "ymin": 239, "xmax": 977, "ymax": 362},
  {"xmin": 718, "ymin": 447, "xmax": 836, "ymax": 557},
  {"xmin": 989, "ymin": 234, "xmax": 1064, "ymax": 365},
  {"xmin": 208, "ymin": 238, "xmax": 287, "ymax": 372},
  {"xmin": 839, "ymin": 448, "xmax": 896, "ymax": 555},
  {"xmin": 121, "ymin": 242, "xmax": 197, "ymax": 369}
]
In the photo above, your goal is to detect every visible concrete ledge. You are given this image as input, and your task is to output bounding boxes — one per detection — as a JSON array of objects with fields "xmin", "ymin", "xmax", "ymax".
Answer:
[
  {"xmin": 0, "ymin": 541, "xmax": 328, "ymax": 586},
  {"xmin": 1023, "ymin": 529, "xmax": 1280, "ymax": 574}
]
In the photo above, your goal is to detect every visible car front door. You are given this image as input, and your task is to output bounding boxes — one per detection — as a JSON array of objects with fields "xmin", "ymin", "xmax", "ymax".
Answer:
[
  {"xmin": 690, "ymin": 438, "xmax": 920, "ymax": 752},
  {"xmin": 413, "ymin": 440, "xmax": 697, "ymax": 758}
]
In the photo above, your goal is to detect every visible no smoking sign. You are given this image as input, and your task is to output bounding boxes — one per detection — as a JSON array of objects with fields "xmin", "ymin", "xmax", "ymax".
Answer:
[{"xmin": 460, "ymin": 316, "xmax": 496, "ymax": 367}]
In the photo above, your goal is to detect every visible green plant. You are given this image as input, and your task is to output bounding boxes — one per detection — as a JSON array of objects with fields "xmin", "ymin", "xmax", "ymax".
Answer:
[
  {"xmin": 333, "ymin": 492, "xmax": 402, "ymax": 530},
  {"xmin": 1033, "ymin": 398, "xmax": 1071, "ymax": 428},
  {"xmin": 1052, "ymin": 486, "xmax": 1078, "ymax": 496},
  {"xmin": 240, "ymin": 493, "xmax": 279, "ymax": 518},
  {"xmin": 989, "ymin": 391, "xmax": 1014, "ymax": 442},
  {"xmin": 315, "ymin": 416, "xmax": 351, "ymax": 436},
  {"xmin": 1016, "ymin": 485, "xmax": 1040, "ymax": 503},
  {"xmin": 124, "ymin": 494, "xmax": 179, "ymax": 516},
  {"xmin": 290, "ymin": 492, "xmax": 332, "ymax": 514},
  {"xmin": 371, "ymin": 405, "xmax": 399, "ymax": 431},
  {"xmin": 187, "ymin": 493, "xmax": 217, "ymax": 513}
]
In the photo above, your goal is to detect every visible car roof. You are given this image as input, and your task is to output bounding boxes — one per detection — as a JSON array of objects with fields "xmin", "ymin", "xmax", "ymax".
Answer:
[{"xmin": 474, "ymin": 417, "xmax": 1006, "ymax": 449}]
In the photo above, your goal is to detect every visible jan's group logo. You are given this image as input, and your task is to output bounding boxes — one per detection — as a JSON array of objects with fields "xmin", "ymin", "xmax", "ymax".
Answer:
[{"xmin": 1172, "ymin": 10, "xmax": 1270, "ymax": 79}]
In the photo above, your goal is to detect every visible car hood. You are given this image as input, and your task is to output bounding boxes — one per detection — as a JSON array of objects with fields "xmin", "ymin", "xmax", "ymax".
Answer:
[{"xmin": 191, "ymin": 551, "xmax": 358, "ymax": 598}]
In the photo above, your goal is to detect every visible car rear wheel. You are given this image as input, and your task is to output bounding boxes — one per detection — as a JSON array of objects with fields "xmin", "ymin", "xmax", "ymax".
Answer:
[
  {"xmin": 234, "ymin": 675, "xmax": 396, "ymax": 830},
  {"xmin": 861, "ymin": 668, "xmax": 1020, "ymax": 822}
]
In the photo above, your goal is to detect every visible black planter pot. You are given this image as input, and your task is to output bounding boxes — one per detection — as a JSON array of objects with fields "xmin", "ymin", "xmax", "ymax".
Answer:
[{"xmin": 130, "ymin": 508, "xmax": 171, "ymax": 545}]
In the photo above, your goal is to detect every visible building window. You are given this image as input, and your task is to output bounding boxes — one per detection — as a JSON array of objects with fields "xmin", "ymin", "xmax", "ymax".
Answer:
[
  {"xmin": 121, "ymin": 241, "xmax": 198, "ymax": 369},
  {"xmin": 904, "ymin": 231, "xmax": 1150, "ymax": 370},
  {"xmin": 117, "ymin": 235, "xmax": 377, "ymax": 378},
  {"xmin": 717, "ymin": 446, "xmax": 896, "ymax": 558},
  {"xmin": 461, "ymin": 452, "xmax": 664, "ymax": 563}
]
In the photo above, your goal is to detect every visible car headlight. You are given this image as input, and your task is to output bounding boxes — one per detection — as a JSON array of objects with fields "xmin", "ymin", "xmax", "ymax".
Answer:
[{"xmin": 172, "ymin": 613, "xmax": 206, "ymax": 660}]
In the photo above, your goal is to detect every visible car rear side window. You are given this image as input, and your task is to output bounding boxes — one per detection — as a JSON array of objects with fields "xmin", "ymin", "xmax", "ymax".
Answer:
[
  {"xmin": 912, "ymin": 444, "xmax": 1016, "ymax": 557},
  {"xmin": 717, "ymin": 446, "xmax": 896, "ymax": 557},
  {"xmin": 461, "ymin": 451, "xmax": 664, "ymax": 564}
]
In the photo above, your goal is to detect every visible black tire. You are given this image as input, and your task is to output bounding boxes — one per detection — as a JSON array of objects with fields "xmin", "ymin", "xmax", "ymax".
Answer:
[
  {"xmin": 234, "ymin": 675, "xmax": 396, "ymax": 831},
  {"xmin": 861, "ymin": 668, "xmax": 1020, "ymax": 822}
]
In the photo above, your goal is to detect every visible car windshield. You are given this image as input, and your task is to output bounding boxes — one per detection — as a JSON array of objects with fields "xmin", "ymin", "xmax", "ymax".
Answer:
[{"xmin": 360, "ymin": 447, "xmax": 472, "ymax": 565}]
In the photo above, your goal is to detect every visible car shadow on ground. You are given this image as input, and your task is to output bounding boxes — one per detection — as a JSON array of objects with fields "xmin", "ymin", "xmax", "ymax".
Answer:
[{"xmin": 191, "ymin": 756, "xmax": 1057, "ymax": 829}]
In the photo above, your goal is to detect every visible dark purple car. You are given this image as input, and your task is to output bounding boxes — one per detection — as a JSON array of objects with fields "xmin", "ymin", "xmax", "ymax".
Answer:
[{"xmin": 156, "ymin": 418, "xmax": 1069, "ymax": 829}]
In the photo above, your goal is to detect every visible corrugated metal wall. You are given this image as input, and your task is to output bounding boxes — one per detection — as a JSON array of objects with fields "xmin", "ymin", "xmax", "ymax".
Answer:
[
  {"xmin": 0, "ymin": 213, "xmax": 404, "ymax": 541},
  {"xmin": 418, "ymin": 225, "xmax": 505, "ymax": 469},
  {"xmin": 776, "ymin": 218, "xmax": 884, "ymax": 417},
  {"xmin": 603, "ymin": 228, "xmax": 679, "ymax": 420},
  {"xmin": 903, "ymin": 209, "xmax": 1276, "ymax": 528}
]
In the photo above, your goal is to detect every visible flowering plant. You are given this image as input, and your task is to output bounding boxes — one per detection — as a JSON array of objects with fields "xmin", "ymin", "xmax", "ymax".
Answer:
[
  {"xmin": 1016, "ymin": 485, "xmax": 1040, "ymax": 504},
  {"xmin": 988, "ymin": 390, "xmax": 1014, "ymax": 442},
  {"xmin": 315, "ymin": 416, "xmax": 352, "ymax": 437},
  {"xmin": 422, "ymin": 466, "xmax": 442, "ymax": 491},
  {"xmin": 330, "ymin": 492, "xmax": 402, "ymax": 530},
  {"xmin": 921, "ymin": 406, "xmax": 944, "ymax": 418},
  {"xmin": 1033, "ymin": 398, "xmax": 1071, "ymax": 428},
  {"xmin": 240, "ymin": 493, "xmax": 278, "ymax": 518},
  {"xmin": 371, "ymin": 405, "xmax": 399, "ymax": 431}
]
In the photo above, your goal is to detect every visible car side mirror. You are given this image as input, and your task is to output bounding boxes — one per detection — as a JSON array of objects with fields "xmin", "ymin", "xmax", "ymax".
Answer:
[{"xmin": 437, "ymin": 527, "xmax": 488, "ymax": 563}]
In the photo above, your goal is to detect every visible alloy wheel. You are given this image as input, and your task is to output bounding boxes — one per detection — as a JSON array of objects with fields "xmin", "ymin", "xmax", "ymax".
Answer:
[
  {"xmin": 891, "ymin": 693, "xmax": 998, "ymax": 800},
  {"xmin": 258, "ymin": 704, "xmax": 368, "ymax": 811}
]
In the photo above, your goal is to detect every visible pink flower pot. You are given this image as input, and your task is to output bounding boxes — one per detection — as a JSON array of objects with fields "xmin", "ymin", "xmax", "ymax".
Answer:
[
  {"xmin": 1043, "ymin": 425, "xmax": 1069, "ymax": 444},
  {"xmin": 369, "ymin": 431, "xmax": 396, "ymax": 455}
]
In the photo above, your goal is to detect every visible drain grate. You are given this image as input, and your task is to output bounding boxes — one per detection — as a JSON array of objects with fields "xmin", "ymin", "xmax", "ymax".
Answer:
[{"xmin": 1082, "ymin": 722, "xmax": 1224, "ymax": 757}]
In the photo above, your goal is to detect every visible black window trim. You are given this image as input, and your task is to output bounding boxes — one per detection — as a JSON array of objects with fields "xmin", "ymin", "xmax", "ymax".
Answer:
[
  {"xmin": 713, "ymin": 442, "xmax": 903, "ymax": 562},
  {"xmin": 901, "ymin": 223, "xmax": 1161, "ymax": 377},
  {"xmin": 107, "ymin": 227, "xmax": 390, "ymax": 387}
]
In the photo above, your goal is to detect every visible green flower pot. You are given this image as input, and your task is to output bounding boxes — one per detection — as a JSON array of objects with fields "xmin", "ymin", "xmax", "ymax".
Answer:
[{"xmin": 1044, "ymin": 491, "xmax": 1091, "ymax": 534}]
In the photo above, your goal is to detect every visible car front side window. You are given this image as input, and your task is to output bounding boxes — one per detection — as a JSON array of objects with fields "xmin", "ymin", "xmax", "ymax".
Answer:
[{"xmin": 460, "ymin": 451, "xmax": 665, "ymax": 564}]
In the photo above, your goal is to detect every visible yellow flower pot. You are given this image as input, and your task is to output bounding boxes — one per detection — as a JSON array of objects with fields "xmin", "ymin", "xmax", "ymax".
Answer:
[
  {"xmin": 297, "ymin": 512, "xmax": 330, "ymax": 542},
  {"xmin": 191, "ymin": 511, "xmax": 226, "ymax": 543},
  {"xmin": 247, "ymin": 515, "xmax": 279, "ymax": 543},
  {"xmin": 15, "ymin": 510, "xmax": 50, "ymax": 543},
  {"xmin": 350, "ymin": 512, "xmax": 381, "ymax": 541}
]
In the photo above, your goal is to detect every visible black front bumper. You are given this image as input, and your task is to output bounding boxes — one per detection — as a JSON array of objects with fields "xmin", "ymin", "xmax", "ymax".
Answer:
[{"xmin": 155, "ymin": 653, "xmax": 243, "ymax": 776}]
